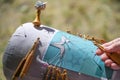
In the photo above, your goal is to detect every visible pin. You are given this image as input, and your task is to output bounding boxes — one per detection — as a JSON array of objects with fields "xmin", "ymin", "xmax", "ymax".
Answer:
[
  {"xmin": 78, "ymin": 33, "xmax": 82, "ymax": 37},
  {"xmin": 66, "ymin": 30, "xmax": 71, "ymax": 34},
  {"xmin": 91, "ymin": 37, "xmax": 105, "ymax": 44},
  {"xmin": 33, "ymin": 1, "xmax": 47, "ymax": 27}
]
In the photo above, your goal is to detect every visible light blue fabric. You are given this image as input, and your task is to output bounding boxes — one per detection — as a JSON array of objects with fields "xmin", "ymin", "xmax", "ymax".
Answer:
[{"xmin": 43, "ymin": 31, "xmax": 113, "ymax": 79}]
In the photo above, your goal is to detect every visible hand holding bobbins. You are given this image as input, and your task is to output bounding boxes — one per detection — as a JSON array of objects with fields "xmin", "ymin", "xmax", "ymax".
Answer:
[{"xmin": 96, "ymin": 38, "xmax": 120, "ymax": 70}]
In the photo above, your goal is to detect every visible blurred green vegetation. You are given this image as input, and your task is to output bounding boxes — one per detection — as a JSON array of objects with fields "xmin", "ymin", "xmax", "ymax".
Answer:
[{"xmin": 0, "ymin": 0, "xmax": 120, "ymax": 79}]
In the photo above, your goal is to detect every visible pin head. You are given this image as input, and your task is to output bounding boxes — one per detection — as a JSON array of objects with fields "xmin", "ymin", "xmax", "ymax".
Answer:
[{"xmin": 35, "ymin": 1, "xmax": 47, "ymax": 10}]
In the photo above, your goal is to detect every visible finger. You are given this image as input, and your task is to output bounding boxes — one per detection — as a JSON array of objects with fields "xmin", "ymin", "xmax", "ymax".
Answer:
[
  {"xmin": 110, "ymin": 63, "xmax": 120, "ymax": 70},
  {"xmin": 100, "ymin": 53, "xmax": 109, "ymax": 61},
  {"xmin": 102, "ymin": 38, "xmax": 120, "ymax": 47},
  {"xmin": 102, "ymin": 41, "xmax": 115, "ymax": 47},
  {"xmin": 104, "ymin": 42, "xmax": 120, "ymax": 52},
  {"xmin": 116, "ymin": 51, "xmax": 120, "ymax": 54},
  {"xmin": 96, "ymin": 48, "xmax": 104, "ymax": 55},
  {"xmin": 104, "ymin": 59, "xmax": 113, "ymax": 67}
]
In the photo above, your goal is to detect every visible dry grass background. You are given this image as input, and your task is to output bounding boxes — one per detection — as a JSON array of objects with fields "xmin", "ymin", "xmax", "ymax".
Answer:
[{"xmin": 0, "ymin": 0, "xmax": 120, "ymax": 79}]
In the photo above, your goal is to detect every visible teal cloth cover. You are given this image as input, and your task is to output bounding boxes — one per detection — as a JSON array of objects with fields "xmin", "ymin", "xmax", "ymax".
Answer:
[{"xmin": 43, "ymin": 31, "xmax": 113, "ymax": 79}]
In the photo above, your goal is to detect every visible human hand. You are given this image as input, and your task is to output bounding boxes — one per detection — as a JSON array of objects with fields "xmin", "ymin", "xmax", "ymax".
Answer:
[{"xmin": 96, "ymin": 38, "xmax": 120, "ymax": 70}]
